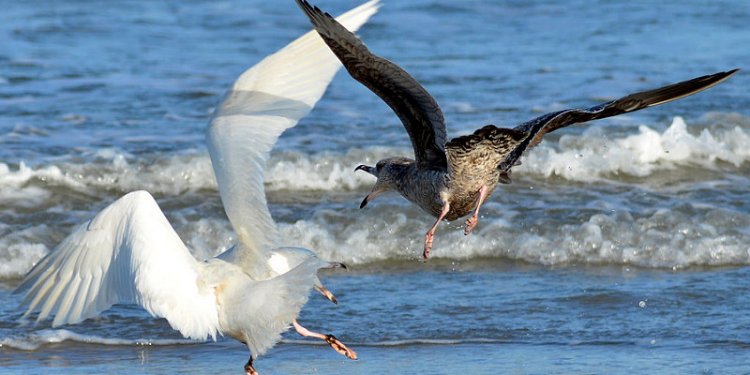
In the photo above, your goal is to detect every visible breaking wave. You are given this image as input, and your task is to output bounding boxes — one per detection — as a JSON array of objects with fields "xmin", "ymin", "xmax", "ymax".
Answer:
[
  {"xmin": 0, "ymin": 116, "xmax": 748, "ymax": 201},
  {"xmin": 0, "ymin": 329, "xmax": 195, "ymax": 351},
  {"xmin": 1, "ymin": 115, "xmax": 749, "ymax": 277}
]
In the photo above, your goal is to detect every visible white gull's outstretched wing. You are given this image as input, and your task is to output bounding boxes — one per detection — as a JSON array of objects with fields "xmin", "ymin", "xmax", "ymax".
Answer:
[
  {"xmin": 207, "ymin": 1, "xmax": 380, "ymax": 258},
  {"xmin": 16, "ymin": 191, "xmax": 220, "ymax": 341}
]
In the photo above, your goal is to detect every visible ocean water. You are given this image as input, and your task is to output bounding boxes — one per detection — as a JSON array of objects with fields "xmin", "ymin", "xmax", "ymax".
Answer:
[{"xmin": 1, "ymin": 0, "xmax": 749, "ymax": 374}]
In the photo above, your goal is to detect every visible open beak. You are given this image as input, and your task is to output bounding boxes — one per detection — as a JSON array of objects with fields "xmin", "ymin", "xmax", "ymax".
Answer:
[
  {"xmin": 355, "ymin": 165, "xmax": 383, "ymax": 209},
  {"xmin": 354, "ymin": 164, "xmax": 376, "ymax": 175},
  {"xmin": 359, "ymin": 188, "xmax": 385, "ymax": 209}
]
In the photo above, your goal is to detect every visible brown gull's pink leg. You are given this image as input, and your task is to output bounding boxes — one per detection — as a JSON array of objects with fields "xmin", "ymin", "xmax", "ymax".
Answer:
[
  {"xmin": 464, "ymin": 185, "xmax": 488, "ymax": 236},
  {"xmin": 423, "ymin": 201, "xmax": 451, "ymax": 260}
]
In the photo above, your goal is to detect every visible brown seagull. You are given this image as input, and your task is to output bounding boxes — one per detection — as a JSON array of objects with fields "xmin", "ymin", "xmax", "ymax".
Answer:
[{"xmin": 295, "ymin": 0, "xmax": 738, "ymax": 260}]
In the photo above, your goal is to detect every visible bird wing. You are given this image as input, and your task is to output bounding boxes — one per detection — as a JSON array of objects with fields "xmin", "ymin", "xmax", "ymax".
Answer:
[
  {"xmin": 499, "ymin": 69, "xmax": 739, "ymax": 171},
  {"xmin": 207, "ymin": 0, "xmax": 381, "ymax": 260},
  {"xmin": 295, "ymin": 0, "xmax": 448, "ymax": 169},
  {"xmin": 15, "ymin": 191, "xmax": 221, "ymax": 341},
  {"xmin": 445, "ymin": 126, "xmax": 527, "ymax": 185}
]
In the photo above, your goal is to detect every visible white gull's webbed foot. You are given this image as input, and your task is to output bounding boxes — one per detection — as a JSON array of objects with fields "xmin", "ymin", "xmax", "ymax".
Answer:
[
  {"xmin": 293, "ymin": 319, "xmax": 358, "ymax": 360},
  {"xmin": 244, "ymin": 357, "xmax": 259, "ymax": 375}
]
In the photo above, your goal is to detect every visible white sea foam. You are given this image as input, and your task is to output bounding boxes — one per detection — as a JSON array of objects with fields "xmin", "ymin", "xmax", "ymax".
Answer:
[
  {"xmin": 265, "ymin": 147, "xmax": 396, "ymax": 191},
  {"xmin": 1, "ymin": 117, "xmax": 749, "ymax": 276},
  {"xmin": 0, "ymin": 162, "xmax": 81, "ymax": 209},
  {"xmin": 0, "ymin": 329, "xmax": 194, "ymax": 351},
  {"xmin": 273, "ymin": 202, "xmax": 750, "ymax": 269},
  {"xmin": 0, "ymin": 147, "xmax": 400, "ymax": 198},
  {"xmin": 2, "ymin": 202, "xmax": 748, "ymax": 282},
  {"xmin": 1, "ymin": 117, "xmax": 748, "ymax": 199},
  {"xmin": 520, "ymin": 116, "xmax": 750, "ymax": 181},
  {"xmin": 0, "ymin": 224, "xmax": 50, "ymax": 279}
]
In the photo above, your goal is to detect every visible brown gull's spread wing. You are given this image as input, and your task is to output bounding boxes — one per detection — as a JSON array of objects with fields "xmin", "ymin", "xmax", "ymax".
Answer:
[
  {"xmin": 498, "ymin": 69, "xmax": 739, "ymax": 171},
  {"xmin": 296, "ymin": 0, "xmax": 448, "ymax": 169}
]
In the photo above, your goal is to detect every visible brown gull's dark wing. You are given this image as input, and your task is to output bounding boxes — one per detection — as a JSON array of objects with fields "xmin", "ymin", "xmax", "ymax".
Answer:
[
  {"xmin": 498, "ymin": 69, "xmax": 739, "ymax": 171},
  {"xmin": 295, "ymin": 0, "xmax": 448, "ymax": 169}
]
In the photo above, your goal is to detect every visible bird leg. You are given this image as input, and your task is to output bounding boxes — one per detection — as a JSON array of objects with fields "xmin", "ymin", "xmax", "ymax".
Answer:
[
  {"xmin": 292, "ymin": 319, "xmax": 357, "ymax": 360},
  {"xmin": 464, "ymin": 185, "xmax": 488, "ymax": 235},
  {"xmin": 423, "ymin": 201, "xmax": 451, "ymax": 260},
  {"xmin": 314, "ymin": 262, "xmax": 346, "ymax": 304},
  {"xmin": 315, "ymin": 284, "xmax": 338, "ymax": 304},
  {"xmin": 244, "ymin": 356, "xmax": 259, "ymax": 375}
]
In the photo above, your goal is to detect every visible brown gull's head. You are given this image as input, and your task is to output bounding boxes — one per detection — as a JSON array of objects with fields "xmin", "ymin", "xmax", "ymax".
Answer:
[{"xmin": 354, "ymin": 157, "xmax": 412, "ymax": 208}]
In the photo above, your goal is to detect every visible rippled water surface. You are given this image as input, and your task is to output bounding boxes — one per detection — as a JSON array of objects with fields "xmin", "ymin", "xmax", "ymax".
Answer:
[{"xmin": 1, "ymin": 0, "xmax": 749, "ymax": 374}]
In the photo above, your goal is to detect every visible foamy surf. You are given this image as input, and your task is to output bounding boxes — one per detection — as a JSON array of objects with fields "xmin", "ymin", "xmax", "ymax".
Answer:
[
  {"xmin": 0, "ymin": 147, "xmax": 400, "ymax": 199},
  {"xmin": 1, "ymin": 115, "xmax": 749, "ymax": 279},
  {"xmin": 1, "ymin": 116, "xmax": 748, "ymax": 200},
  {"xmin": 0, "ymin": 329, "xmax": 196, "ymax": 351},
  {"xmin": 278, "ymin": 202, "xmax": 750, "ymax": 269},
  {"xmin": 5, "ymin": 202, "xmax": 747, "ymax": 279},
  {"xmin": 0, "ymin": 224, "xmax": 49, "ymax": 279},
  {"xmin": 520, "ymin": 116, "xmax": 750, "ymax": 181}
]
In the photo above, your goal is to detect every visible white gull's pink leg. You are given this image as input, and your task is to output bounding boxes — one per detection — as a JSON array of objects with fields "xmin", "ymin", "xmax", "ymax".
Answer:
[
  {"xmin": 292, "ymin": 319, "xmax": 357, "ymax": 360},
  {"xmin": 244, "ymin": 356, "xmax": 259, "ymax": 375}
]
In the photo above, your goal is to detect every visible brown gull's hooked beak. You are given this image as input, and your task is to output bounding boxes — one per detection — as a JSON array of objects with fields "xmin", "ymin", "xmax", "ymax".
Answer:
[
  {"xmin": 356, "ymin": 165, "xmax": 384, "ymax": 209},
  {"xmin": 359, "ymin": 188, "xmax": 385, "ymax": 209},
  {"xmin": 354, "ymin": 164, "xmax": 376, "ymax": 175}
]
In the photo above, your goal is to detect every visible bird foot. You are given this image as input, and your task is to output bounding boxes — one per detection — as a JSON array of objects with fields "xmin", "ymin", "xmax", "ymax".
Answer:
[
  {"xmin": 316, "ymin": 285, "xmax": 338, "ymax": 304},
  {"xmin": 464, "ymin": 215, "xmax": 478, "ymax": 235},
  {"xmin": 325, "ymin": 334, "xmax": 358, "ymax": 360},
  {"xmin": 423, "ymin": 233, "xmax": 434, "ymax": 260},
  {"xmin": 244, "ymin": 359, "xmax": 259, "ymax": 375}
]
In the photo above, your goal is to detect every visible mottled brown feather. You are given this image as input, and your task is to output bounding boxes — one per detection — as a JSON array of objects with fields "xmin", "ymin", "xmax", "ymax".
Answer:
[{"xmin": 445, "ymin": 126, "xmax": 527, "ymax": 186}]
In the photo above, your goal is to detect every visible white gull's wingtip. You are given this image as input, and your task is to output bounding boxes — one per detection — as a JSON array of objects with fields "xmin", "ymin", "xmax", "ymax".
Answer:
[{"xmin": 333, "ymin": 0, "xmax": 381, "ymax": 32}]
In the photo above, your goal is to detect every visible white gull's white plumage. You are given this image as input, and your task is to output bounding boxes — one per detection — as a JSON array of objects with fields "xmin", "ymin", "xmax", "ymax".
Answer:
[{"xmin": 15, "ymin": 1, "xmax": 380, "ymax": 374}]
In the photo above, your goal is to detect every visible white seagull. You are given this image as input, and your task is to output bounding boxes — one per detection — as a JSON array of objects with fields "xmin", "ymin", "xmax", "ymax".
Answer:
[{"xmin": 14, "ymin": 1, "xmax": 380, "ymax": 374}]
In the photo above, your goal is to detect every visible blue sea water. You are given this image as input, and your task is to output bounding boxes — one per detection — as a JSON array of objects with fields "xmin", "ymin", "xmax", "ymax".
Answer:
[{"xmin": 1, "ymin": 0, "xmax": 750, "ymax": 374}]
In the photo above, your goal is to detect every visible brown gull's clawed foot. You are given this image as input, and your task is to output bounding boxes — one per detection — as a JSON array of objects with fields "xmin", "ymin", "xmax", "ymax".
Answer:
[
  {"xmin": 292, "ymin": 319, "xmax": 358, "ymax": 360},
  {"xmin": 423, "ymin": 231, "xmax": 434, "ymax": 260},
  {"xmin": 464, "ymin": 185, "xmax": 488, "ymax": 236},
  {"xmin": 244, "ymin": 357, "xmax": 259, "ymax": 375},
  {"xmin": 423, "ymin": 201, "xmax": 451, "ymax": 260}
]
